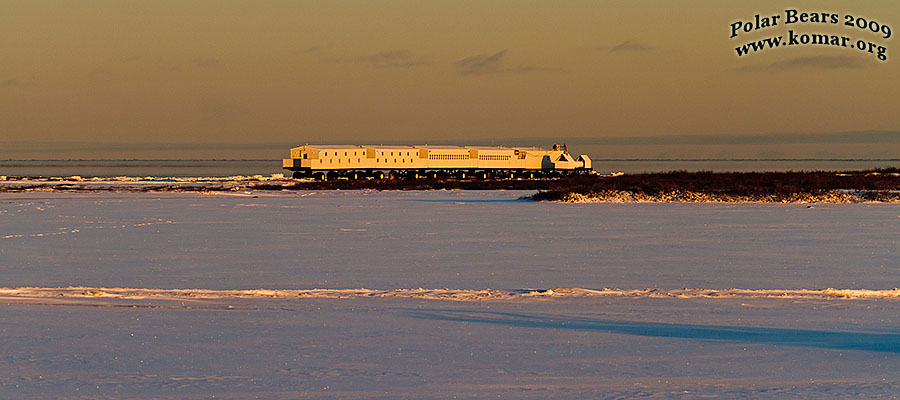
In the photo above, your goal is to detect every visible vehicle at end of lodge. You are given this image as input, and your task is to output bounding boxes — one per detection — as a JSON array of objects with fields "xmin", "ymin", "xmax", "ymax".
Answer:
[{"xmin": 282, "ymin": 144, "xmax": 593, "ymax": 180}]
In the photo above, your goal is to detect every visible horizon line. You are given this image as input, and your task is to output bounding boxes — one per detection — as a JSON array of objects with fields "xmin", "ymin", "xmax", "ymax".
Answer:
[{"xmin": 3, "ymin": 158, "xmax": 900, "ymax": 162}]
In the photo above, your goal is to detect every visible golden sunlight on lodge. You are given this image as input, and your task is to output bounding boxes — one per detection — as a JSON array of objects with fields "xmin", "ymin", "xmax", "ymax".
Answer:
[{"xmin": 282, "ymin": 144, "xmax": 592, "ymax": 180}]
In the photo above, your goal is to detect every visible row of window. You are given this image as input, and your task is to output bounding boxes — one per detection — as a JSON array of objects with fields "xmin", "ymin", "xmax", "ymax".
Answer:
[
  {"xmin": 377, "ymin": 159, "xmax": 415, "ymax": 163},
  {"xmin": 428, "ymin": 154, "xmax": 470, "ymax": 160},
  {"xmin": 478, "ymin": 155, "xmax": 511, "ymax": 161},
  {"xmin": 318, "ymin": 158, "xmax": 417, "ymax": 164},
  {"xmin": 315, "ymin": 158, "xmax": 564, "ymax": 166}
]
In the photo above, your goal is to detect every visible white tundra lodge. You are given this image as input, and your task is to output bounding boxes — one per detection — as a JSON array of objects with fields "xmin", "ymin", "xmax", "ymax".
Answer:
[{"xmin": 282, "ymin": 144, "xmax": 592, "ymax": 180}]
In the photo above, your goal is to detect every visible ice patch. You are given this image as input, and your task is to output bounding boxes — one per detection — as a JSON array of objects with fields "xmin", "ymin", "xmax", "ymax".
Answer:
[
  {"xmin": 0, "ymin": 175, "xmax": 305, "ymax": 192},
  {"xmin": 2, "ymin": 218, "xmax": 172, "ymax": 239}
]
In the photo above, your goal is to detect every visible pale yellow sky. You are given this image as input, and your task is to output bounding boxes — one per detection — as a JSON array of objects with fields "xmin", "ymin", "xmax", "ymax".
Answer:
[{"xmin": 1, "ymin": 0, "xmax": 898, "ymax": 159}]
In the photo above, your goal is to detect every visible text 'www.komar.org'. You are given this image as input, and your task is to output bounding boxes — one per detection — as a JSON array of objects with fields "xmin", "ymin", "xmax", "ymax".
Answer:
[{"xmin": 731, "ymin": 9, "xmax": 891, "ymax": 61}]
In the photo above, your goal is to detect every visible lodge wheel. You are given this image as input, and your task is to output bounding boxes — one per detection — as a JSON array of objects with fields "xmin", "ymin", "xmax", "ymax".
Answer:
[
  {"xmin": 313, "ymin": 172, "xmax": 327, "ymax": 181},
  {"xmin": 373, "ymin": 171, "xmax": 385, "ymax": 180}
]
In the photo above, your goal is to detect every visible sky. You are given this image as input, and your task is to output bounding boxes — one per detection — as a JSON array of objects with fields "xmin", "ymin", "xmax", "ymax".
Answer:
[{"xmin": 1, "ymin": 0, "xmax": 899, "ymax": 159}]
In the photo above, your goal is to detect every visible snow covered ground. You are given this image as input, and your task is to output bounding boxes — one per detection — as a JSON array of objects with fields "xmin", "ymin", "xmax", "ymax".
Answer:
[
  {"xmin": 2, "ymin": 190, "xmax": 899, "ymax": 398},
  {"xmin": 0, "ymin": 174, "xmax": 297, "ymax": 192}
]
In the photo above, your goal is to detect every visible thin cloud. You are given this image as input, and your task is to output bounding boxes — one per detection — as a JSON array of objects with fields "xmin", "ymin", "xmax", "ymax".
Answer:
[
  {"xmin": 520, "ymin": 131, "xmax": 900, "ymax": 146},
  {"xmin": 457, "ymin": 50, "xmax": 507, "ymax": 75},
  {"xmin": 194, "ymin": 57, "xmax": 221, "ymax": 67},
  {"xmin": 332, "ymin": 50, "xmax": 428, "ymax": 68},
  {"xmin": 734, "ymin": 55, "xmax": 864, "ymax": 72},
  {"xmin": 505, "ymin": 66, "xmax": 561, "ymax": 73},
  {"xmin": 609, "ymin": 40, "xmax": 654, "ymax": 53},
  {"xmin": 456, "ymin": 50, "xmax": 558, "ymax": 75},
  {"xmin": 296, "ymin": 43, "xmax": 335, "ymax": 56},
  {"xmin": 0, "ymin": 140, "xmax": 296, "ymax": 154}
]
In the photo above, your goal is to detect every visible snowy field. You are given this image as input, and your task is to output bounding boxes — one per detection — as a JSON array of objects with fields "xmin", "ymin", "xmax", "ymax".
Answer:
[{"xmin": 2, "ymin": 190, "xmax": 900, "ymax": 398}]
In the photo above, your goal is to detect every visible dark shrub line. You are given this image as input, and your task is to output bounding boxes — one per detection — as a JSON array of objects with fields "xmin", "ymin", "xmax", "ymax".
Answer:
[{"xmin": 528, "ymin": 169, "xmax": 900, "ymax": 202}]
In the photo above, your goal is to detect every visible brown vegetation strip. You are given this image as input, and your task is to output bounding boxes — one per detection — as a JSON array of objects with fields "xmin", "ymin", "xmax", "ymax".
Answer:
[
  {"xmin": 527, "ymin": 169, "xmax": 900, "ymax": 203},
  {"xmin": 3, "ymin": 286, "xmax": 900, "ymax": 304}
]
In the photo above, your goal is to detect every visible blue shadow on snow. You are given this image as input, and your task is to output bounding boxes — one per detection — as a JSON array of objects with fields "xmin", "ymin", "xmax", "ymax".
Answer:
[{"xmin": 406, "ymin": 309, "xmax": 900, "ymax": 353}]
